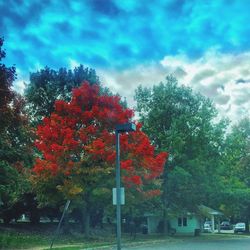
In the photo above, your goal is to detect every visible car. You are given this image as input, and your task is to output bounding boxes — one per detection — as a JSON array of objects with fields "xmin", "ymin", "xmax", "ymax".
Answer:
[
  {"xmin": 203, "ymin": 223, "xmax": 212, "ymax": 233},
  {"xmin": 203, "ymin": 222, "xmax": 212, "ymax": 233},
  {"xmin": 220, "ymin": 221, "xmax": 232, "ymax": 230},
  {"xmin": 234, "ymin": 222, "xmax": 246, "ymax": 233},
  {"xmin": 204, "ymin": 221, "xmax": 212, "ymax": 226}
]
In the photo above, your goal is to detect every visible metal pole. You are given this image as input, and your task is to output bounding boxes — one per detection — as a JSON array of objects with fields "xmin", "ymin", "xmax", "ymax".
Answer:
[
  {"xmin": 50, "ymin": 200, "xmax": 71, "ymax": 249},
  {"xmin": 116, "ymin": 131, "xmax": 121, "ymax": 250}
]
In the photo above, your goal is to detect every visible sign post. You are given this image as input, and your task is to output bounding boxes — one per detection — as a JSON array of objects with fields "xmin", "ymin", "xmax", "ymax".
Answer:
[
  {"xmin": 115, "ymin": 123, "xmax": 136, "ymax": 250},
  {"xmin": 113, "ymin": 187, "xmax": 125, "ymax": 205}
]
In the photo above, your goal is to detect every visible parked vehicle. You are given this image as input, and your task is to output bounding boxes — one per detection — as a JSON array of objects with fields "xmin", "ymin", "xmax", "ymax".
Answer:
[
  {"xmin": 220, "ymin": 221, "xmax": 232, "ymax": 230},
  {"xmin": 204, "ymin": 221, "xmax": 212, "ymax": 227},
  {"xmin": 234, "ymin": 222, "xmax": 246, "ymax": 233},
  {"xmin": 203, "ymin": 223, "xmax": 212, "ymax": 233}
]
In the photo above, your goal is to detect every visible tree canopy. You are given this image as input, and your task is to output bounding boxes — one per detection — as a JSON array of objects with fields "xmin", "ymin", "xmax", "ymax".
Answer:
[
  {"xmin": 32, "ymin": 82, "xmax": 167, "ymax": 204},
  {"xmin": 220, "ymin": 118, "xmax": 250, "ymax": 226},
  {"xmin": 25, "ymin": 65, "xmax": 100, "ymax": 124},
  {"xmin": 135, "ymin": 75, "xmax": 228, "ymax": 213},
  {"xmin": 0, "ymin": 37, "xmax": 17, "ymax": 133},
  {"xmin": 0, "ymin": 38, "xmax": 33, "ymax": 222}
]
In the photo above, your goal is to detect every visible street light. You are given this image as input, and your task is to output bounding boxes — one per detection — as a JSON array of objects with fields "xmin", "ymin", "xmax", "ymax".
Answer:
[{"xmin": 115, "ymin": 123, "xmax": 136, "ymax": 250}]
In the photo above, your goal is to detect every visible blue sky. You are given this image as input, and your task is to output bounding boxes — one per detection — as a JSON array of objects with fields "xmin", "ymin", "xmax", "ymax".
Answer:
[{"xmin": 1, "ymin": 0, "xmax": 250, "ymax": 122}]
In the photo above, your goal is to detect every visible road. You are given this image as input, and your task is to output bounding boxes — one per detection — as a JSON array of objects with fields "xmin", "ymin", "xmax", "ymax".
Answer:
[{"xmin": 121, "ymin": 236, "xmax": 250, "ymax": 250}]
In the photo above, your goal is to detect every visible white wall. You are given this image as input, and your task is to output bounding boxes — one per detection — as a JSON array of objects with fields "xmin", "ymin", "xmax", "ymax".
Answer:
[
  {"xmin": 170, "ymin": 216, "xmax": 200, "ymax": 234},
  {"xmin": 147, "ymin": 216, "xmax": 161, "ymax": 234}
]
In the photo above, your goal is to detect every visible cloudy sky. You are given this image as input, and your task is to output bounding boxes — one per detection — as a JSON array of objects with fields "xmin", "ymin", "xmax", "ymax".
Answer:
[{"xmin": 1, "ymin": 0, "xmax": 250, "ymax": 122}]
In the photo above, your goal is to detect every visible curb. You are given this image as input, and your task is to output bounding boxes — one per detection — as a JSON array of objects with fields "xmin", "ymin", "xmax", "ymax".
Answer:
[{"xmin": 83, "ymin": 238, "xmax": 177, "ymax": 250}]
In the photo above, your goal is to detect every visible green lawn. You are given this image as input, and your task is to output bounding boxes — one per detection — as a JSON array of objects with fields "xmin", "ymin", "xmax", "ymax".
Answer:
[
  {"xmin": 0, "ymin": 230, "xmax": 48, "ymax": 249},
  {"xmin": 0, "ymin": 224, "xmax": 116, "ymax": 250},
  {"xmin": 0, "ymin": 230, "xmax": 117, "ymax": 249},
  {"xmin": 0, "ymin": 225, "xmax": 179, "ymax": 250},
  {"xmin": 1, "ymin": 224, "xmax": 249, "ymax": 250}
]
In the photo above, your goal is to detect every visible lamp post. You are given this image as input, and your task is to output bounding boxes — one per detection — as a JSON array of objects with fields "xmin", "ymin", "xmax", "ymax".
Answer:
[{"xmin": 115, "ymin": 123, "xmax": 136, "ymax": 250}]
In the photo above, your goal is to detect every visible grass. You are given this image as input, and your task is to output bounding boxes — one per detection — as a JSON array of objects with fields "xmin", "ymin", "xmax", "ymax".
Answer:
[
  {"xmin": 0, "ymin": 224, "xmax": 180, "ymax": 250},
  {"xmin": 1, "ymin": 223, "xmax": 249, "ymax": 250},
  {"xmin": 0, "ymin": 223, "xmax": 116, "ymax": 250},
  {"xmin": 0, "ymin": 230, "xmax": 49, "ymax": 249},
  {"xmin": 0, "ymin": 230, "xmax": 116, "ymax": 250}
]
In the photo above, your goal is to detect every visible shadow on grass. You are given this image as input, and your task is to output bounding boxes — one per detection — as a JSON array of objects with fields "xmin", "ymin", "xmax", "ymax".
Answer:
[{"xmin": 0, "ymin": 223, "xmax": 115, "ymax": 250}]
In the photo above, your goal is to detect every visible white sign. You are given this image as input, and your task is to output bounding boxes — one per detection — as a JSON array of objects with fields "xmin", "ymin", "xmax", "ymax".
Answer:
[{"xmin": 112, "ymin": 187, "xmax": 125, "ymax": 205}]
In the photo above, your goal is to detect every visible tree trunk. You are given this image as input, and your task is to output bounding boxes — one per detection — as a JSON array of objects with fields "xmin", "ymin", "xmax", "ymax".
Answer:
[
  {"xmin": 84, "ymin": 209, "xmax": 90, "ymax": 237},
  {"xmin": 82, "ymin": 194, "xmax": 91, "ymax": 237},
  {"xmin": 163, "ymin": 209, "xmax": 169, "ymax": 234},
  {"xmin": 162, "ymin": 162, "xmax": 169, "ymax": 235},
  {"xmin": 245, "ymin": 218, "xmax": 249, "ymax": 233}
]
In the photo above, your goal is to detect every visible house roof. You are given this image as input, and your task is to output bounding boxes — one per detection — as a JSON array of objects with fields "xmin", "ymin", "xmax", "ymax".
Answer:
[
  {"xmin": 198, "ymin": 205, "xmax": 223, "ymax": 217},
  {"xmin": 144, "ymin": 205, "xmax": 223, "ymax": 219}
]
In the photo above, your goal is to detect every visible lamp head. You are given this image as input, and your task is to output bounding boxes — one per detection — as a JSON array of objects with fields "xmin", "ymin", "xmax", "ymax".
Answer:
[{"xmin": 115, "ymin": 123, "xmax": 136, "ymax": 133}]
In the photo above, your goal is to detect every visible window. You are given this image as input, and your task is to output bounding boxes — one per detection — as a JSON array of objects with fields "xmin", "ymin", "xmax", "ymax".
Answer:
[
  {"xmin": 178, "ymin": 217, "xmax": 182, "ymax": 226},
  {"xmin": 178, "ymin": 217, "xmax": 188, "ymax": 227},
  {"xmin": 183, "ymin": 217, "xmax": 187, "ymax": 226}
]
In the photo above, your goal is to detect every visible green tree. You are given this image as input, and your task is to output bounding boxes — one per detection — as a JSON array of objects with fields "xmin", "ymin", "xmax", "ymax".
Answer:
[
  {"xmin": 0, "ymin": 38, "xmax": 33, "ymax": 223},
  {"xmin": 220, "ymin": 118, "xmax": 250, "ymax": 230},
  {"xmin": 0, "ymin": 37, "xmax": 16, "ymax": 133},
  {"xmin": 25, "ymin": 65, "xmax": 100, "ymax": 124},
  {"xmin": 135, "ymin": 75, "xmax": 227, "ymax": 231}
]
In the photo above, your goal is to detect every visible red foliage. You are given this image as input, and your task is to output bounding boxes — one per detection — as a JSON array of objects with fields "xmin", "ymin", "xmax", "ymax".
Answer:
[{"xmin": 33, "ymin": 82, "xmax": 168, "ymax": 196}]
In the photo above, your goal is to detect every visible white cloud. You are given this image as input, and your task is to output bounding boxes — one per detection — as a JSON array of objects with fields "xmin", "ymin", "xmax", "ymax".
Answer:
[
  {"xmin": 13, "ymin": 80, "xmax": 26, "ymax": 94},
  {"xmin": 98, "ymin": 62, "xmax": 169, "ymax": 109},
  {"xmin": 13, "ymin": 51, "xmax": 250, "ymax": 123},
  {"xmin": 99, "ymin": 49, "xmax": 250, "ymax": 123},
  {"xmin": 69, "ymin": 58, "xmax": 80, "ymax": 69},
  {"xmin": 13, "ymin": 68, "xmax": 28, "ymax": 94}
]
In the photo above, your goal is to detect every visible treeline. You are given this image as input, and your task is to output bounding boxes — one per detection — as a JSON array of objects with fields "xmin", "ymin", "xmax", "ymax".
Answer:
[
  {"xmin": 0, "ymin": 38, "xmax": 249, "ymax": 233},
  {"xmin": 135, "ymin": 76, "xmax": 250, "ymax": 231}
]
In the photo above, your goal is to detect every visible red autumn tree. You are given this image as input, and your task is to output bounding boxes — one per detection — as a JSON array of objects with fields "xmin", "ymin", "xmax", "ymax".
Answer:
[{"xmin": 32, "ymin": 82, "xmax": 167, "ymax": 231}]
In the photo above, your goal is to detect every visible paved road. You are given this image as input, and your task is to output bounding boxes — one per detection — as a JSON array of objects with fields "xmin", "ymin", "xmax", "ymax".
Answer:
[{"xmin": 121, "ymin": 237, "xmax": 250, "ymax": 250}]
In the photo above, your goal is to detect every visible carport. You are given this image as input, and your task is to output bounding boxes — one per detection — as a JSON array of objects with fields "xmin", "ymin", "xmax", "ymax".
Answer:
[{"xmin": 198, "ymin": 205, "xmax": 223, "ymax": 233}]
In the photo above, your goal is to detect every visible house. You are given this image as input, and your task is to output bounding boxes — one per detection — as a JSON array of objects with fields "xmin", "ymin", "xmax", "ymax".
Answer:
[
  {"xmin": 144, "ymin": 205, "xmax": 223, "ymax": 235},
  {"xmin": 144, "ymin": 211, "xmax": 201, "ymax": 235},
  {"xmin": 144, "ymin": 212, "xmax": 161, "ymax": 234},
  {"xmin": 169, "ymin": 213, "xmax": 201, "ymax": 234}
]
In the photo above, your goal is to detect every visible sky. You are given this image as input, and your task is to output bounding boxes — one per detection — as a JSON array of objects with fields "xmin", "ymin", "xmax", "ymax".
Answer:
[{"xmin": 1, "ymin": 0, "xmax": 250, "ymax": 123}]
